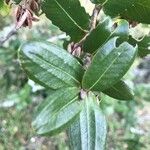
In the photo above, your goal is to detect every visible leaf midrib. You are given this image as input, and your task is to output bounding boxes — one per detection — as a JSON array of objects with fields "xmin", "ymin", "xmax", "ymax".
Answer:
[
  {"xmin": 29, "ymin": 52, "xmax": 81, "ymax": 85},
  {"xmin": 38, "ymin": 96, "xmax": 78, "ymax": 129},
  {"xmin": 44, "ymin": 45, "xmax": 84, "ymax": 74},
  {"xmin": 89, "ymin": 49, "xmax": 124, "ymax": 90},
  {"xmin": 112, "ymin": 85, "xmax": 126, "ymax": 97},
  {"xmin": 35, "ymin": 91, "xmax": 75, "ymax": 121},
  {"xmin": 53, "ymin": 0, "xmax": 87, "ymax": 32},
  {"xmin": 41, "ymin": 95, "xmax": 78, "ymax": 120}
]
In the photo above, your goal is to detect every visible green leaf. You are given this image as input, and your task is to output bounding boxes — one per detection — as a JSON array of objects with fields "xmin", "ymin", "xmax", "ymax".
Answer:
[
  {"xmin": 129, "ymin": 36, "xmax": 150, "ymax": 57},
  {"xmin": 42, "ymin": 0, "xmax": 90, "ymax": 42},
  {"xmin": 82, "ymin": 37, "xmax": 137, "ymax": 91},
  {"xmin": 83, "ymin": 18, "xmax": 112, "ymax": 53},
  {"xmin": 68, "ymin": 92, "xmax": 107, "ymax": 150},
  {"xmin": 19, "ymin": 41, "xmax": 84, "ymax": 89},
  {"xmin": 33, "ymin": 87, "xmax": 81, "ymax": 135},
  {"xmin": 83, "ymin": 18, "xmax": 129, "ymax": 53},
  {"xmin": 112, "ymin": 19, "xmax": 129, "ymax": 44},
  {"xmin": 102, "ymin": 80, "xmax": 134, "ymax": 100},
  {"xmin": 103, "ymin": 0, "xmax": 150, "ymax": 24}
]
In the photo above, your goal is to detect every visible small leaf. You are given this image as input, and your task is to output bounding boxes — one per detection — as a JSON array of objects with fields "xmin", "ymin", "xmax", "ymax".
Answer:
[
  {"xmin": 103, "ymin": 0, "xmax": 150, "ymax": 24},
  {"xmin": 68, "ymin": 92, "xmax": 107, "ymax": 150},
  {"xmin": 82, "ymin": 37, "xmax": 137, "ymax": 91},
  {"xmin": 129, "ymin": 36, "xmax": 150, "ymax": 57},
  {"xmin": 102, "ymin": 80, "xmax": 134, "ymax": 100},
  {"xmin": 112, "ymin": 19, "xmax": 129, "ymax": 43},
  {"xmin": 19, "ymin": 41, "xmax": 84, "ymax": 89},
  {"xmin": 83, "ymin": 18, "xmax": 129, "ymax": 53},
  {"xmin": 33, "ymin": 87, "xmax": 81, "ymax": 135},
  {"xmin": 42, "ymin": 0, "xmax": 90, "ymax": 42}
]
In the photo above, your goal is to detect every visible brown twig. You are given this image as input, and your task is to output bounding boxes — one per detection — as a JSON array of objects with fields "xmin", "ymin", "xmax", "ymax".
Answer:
[
  {"xmin": 90, "ymin": 4, "xmax": 102, "ymax": 31},
  {"xmin": 72, "ymin": 4, "xmax": 102, "ymax": 53},
  {"xmin": 0, "ymin": 27, "xmax": 17, "ymax": 46}
]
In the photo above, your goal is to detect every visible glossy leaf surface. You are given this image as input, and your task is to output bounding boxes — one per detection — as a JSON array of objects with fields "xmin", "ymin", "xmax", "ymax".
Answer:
[
  {"xmin": 68, "ymin": 92, "xmax": 107, "ymax": 150},
  {"xmin": 19, "ymin": 41, "xmax": 84, "ymax": 89},
  {"xmin": 42, "ymin": 0, "xmax": 90, "ymax": 41},
  {"xmin": 83, "ymin": 18, "xmax": 111, "ymax": 53},
  {"xmin": 82, "ymin": 37, "xmax": 137, "ymax": 91},
  {"xmin": 33, "ymin": 87, "xmax": 81, "ymax": 135},
  {"xmin": 102, "ymin": 80, "xmax": 134, "ymax": 100},
  {"xmin": 103, "ymin": 0, "xmax": 150, "ymax": 24},
  {"xmin": 83, "ymin": 19, "xmax": 129, "ymax": 53}
]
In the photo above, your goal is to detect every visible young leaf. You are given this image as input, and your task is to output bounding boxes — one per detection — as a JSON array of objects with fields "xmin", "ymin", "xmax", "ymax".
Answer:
[
  {"xmin": 19, "ymin": 41, "xmax": 84, "ymax": 89},
  {"xmin": 68, "ymin": 92, "xmax": 107, "ymax": 150},
  {"xmin": 33, "ymin": 87, "xmax": 81, "ymax": 136},
  {"xmin": 103, "ymin": 0, "xmax": 150, "ymax": 24},
  {"xmin": 82, "ymin": 37, "xmax": 137, "ymax": 91},
  {"xmin": 41, "ymin": 0, "xmax": 90, "ymax": 42},
  {"xmin": 83, "ymin": 19, "xmax": 129, "ymax": 53},
  {"xmin": 111, "ymin": 20, "xmax": 129, "ymax": 44},
  {"xmin": 102, "ymin": 80, "xmax": 134, "ymax": 100}
]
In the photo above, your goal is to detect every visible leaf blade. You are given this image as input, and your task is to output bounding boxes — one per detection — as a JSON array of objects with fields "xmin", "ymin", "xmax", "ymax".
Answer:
[
  {"xmin": 83, "ymin": 19, "xmax": 129, "ymax": 53},
  {"xmin": 103, "ymin": 0, "xmax": 150, "ymax": 24},
  {"xmin": 102, "ymin": 80, "xmax": 134, "ymax": 100},
  {"xmin": 42, "ymin": 0, "xmax": 90, "ymax": 41},
  {"xmin": 19, "ymin": 41, "xmax": 84, "ymax": 89},
  {"xmin": 83, "ymin": 18, "xmax": 112, "ymax": 53},
  {"xmin": 33, "ymin": 87, "xmax": 81, "ymax": 136},
  {"xmin": 82, "ymin": 37, "xmax": 137, "ymax": 91},
  {"xmin": 68, "ymin": 92, "xmax": 107, "ymax": 150}
]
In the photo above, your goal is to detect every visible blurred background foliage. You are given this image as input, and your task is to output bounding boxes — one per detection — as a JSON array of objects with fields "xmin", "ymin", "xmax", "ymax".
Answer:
[{"xmin": 0, "ymin": 0, "xmax": 150, "ymax": 150}]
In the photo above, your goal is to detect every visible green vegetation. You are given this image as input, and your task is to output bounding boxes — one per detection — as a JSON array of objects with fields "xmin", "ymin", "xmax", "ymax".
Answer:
[{"xmin": 0, "ymin": 0, "xmax": 150, "ymax": 149}]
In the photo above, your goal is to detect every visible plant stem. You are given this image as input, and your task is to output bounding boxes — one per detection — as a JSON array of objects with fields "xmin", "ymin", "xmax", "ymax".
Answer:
[
  {"xmin": 90, "ymin": 4, "xmax": 102, "ymax": 31},
  {"xmin": 71, "ymin": 4, "xmax": 102, "ymax": 55}
]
